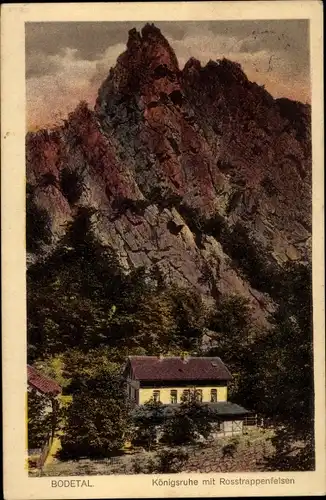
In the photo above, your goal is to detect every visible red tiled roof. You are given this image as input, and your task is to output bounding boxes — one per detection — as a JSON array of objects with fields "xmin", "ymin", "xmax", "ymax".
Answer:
[
  {"xmin": 127, "ymin": 356, "xmax": 232, "ymax": 381},
  {"xmin": 27, "ymin": 365, "xmax": 61, "ymax": 396}
]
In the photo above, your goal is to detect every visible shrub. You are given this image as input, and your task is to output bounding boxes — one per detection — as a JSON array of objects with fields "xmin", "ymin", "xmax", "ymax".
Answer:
[
  {"xmin": 221, "ymin": 442, "xmax": 238, "ymax": 458},
  {"xmin": 152, "ymin": 448, "xmax": 189, "ymax": 473}
]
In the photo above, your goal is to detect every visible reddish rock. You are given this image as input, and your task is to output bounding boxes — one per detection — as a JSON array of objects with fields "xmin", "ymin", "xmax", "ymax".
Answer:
[{"xmin": 26, "ymin": 24, "xmax": 311, "ymax": 322}]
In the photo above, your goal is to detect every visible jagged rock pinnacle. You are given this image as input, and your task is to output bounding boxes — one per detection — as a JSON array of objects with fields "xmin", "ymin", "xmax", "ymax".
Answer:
[
  {"xmin": 27, "ymin": 25, "xmax": 312, "ymax": 325},
  {"xmin": 127, "ymin": 28, "xmax": 141, "ymax": 49},
  {"xmin": 96, "ymin": 23, "xmax": 180, "ymax": 108}
]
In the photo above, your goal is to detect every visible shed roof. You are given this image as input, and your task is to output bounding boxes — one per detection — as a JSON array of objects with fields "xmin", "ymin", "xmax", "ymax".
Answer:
[
  {"xmin": 127, "ymin": 356, "xmax": 232, "ymax": 381},
  {"xmin": 207, "ymin": 402, "xmax": 250, "ymax": 416},
  {"xmin": 27, "ymin": 365, "xmax": 61, "ymax": 396},
  {"xmin": 132, "ymin": 401, "xmax": 249, "ymax": 420}
]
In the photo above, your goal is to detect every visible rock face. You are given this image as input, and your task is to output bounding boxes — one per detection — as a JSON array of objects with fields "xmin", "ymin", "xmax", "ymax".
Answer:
[{"xmin": 26, "ymin": 24, "xmax": 311, "ymax": 321}]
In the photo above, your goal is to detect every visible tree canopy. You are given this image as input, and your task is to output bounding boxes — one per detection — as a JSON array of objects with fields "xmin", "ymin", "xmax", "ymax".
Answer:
[{"xmin": 60, "ymin": 363, "xmax": 131, "ymax": 459}]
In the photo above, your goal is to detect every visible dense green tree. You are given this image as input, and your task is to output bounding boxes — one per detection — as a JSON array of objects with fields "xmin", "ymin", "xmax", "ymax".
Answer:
[
  {"xmin": 168, "ymin": 285, "xmax": 208, "ymax": 351},
  {"xmin": 28, "ymin": 389, "xmax": 55, "ymax": 449},
  {"xmin": 161, "ymin": 390, "xmax": 213, "ymax": 445},
  {"xmin": 208, "ymin": 295, "xmax": 254, "ymax": 363},
  {"xmin": 62, "ymin": 347, "xmax": 122, "ymax": 385},
  {"xmin": 60, "ymin": 364, "xmax": 131, "ymax": 459},
  {"xmin": 205, "ymin": 294, "xmax": 259, "ymax": 401},
  {"xmin": 32, "ymin": 355, "xmax": 68, "ymax": 389},
  {"xmin": 221, "ymin": 262, "xmax": 314, "ymax": 471},
  {"xmin": 253, "ymin": 319, "xmax": 314, "ymax": 470},
  {"xmin": 275, "ymin": 261, "xmax": 312, "ymax": 333},
  {"xmin": 109, "ymin": 288, "xmax": 176, "ymax": 353},
  {"xmin": 255, "ymin": 262, "xmax": 314, "ymax": 470},
  {"xmin": 132, "ymin": 398, "xmax": 165, "ymax": 450}
]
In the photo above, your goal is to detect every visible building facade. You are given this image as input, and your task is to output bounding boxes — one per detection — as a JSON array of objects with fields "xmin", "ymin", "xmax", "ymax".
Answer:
[
  {"xmin": 124, "ymin": 355, "xmax": 250, "ymax": 436},
  {"xmin": 124, "ymin": 355, "xmax": 232, "ymax": 405}
]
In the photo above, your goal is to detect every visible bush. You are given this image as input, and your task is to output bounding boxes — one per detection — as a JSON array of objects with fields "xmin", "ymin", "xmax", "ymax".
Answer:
[
  {"xmin": 151, "ymin": 448, "xmax": 189, "ymax": 473},
  {"xmin": 222, "ymin": 437, "xmax": 240, "ymax": 458}
]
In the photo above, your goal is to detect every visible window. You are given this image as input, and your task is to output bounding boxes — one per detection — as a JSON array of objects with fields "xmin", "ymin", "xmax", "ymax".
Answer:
[
  {"xmin": 195, "ymin": 389, "xmax": 203, "ymax": 402},
  {"xmin": 211, "ymin": 389, "xmax": 217, "ymax": 403},
  {"xmin": 170, "ymin": 390, "xmax": 177, "ymax": 404},
  {"xmin": 182, "ymin": 389, "xmax": 190, "ymax": 402},
  {"xmin": 153, "ymin": 390, "xmax": 160, "ymax": 402}
]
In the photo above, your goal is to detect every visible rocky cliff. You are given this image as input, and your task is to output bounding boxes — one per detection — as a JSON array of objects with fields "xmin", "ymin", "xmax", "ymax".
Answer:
[{"xmin": 26, "ymin": 24, "xmax": 311, "ymax": 322}]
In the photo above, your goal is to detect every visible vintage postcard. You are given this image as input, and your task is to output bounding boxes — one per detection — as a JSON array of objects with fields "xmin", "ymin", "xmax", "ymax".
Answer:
[{"xmin": 1, "ymin": 1, "xmax": 325, "ymax": 499}]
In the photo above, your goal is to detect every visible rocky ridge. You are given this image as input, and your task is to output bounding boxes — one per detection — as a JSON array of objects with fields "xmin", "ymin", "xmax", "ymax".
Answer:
[{"xmin": 26, "ymin": 24, "xmax": 311, "ymax": 322}]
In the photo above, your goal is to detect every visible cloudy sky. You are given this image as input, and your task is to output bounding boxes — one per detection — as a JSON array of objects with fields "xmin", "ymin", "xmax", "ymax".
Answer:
[{"xmin": 26, "ymin": 20, "xmax": 310, "ymax": 130}]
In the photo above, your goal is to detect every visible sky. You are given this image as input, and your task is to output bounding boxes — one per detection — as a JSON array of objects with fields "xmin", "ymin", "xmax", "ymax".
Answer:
[{"xmin": 26, "ymin": 20, "xmax": 310, "ymax": 130}]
